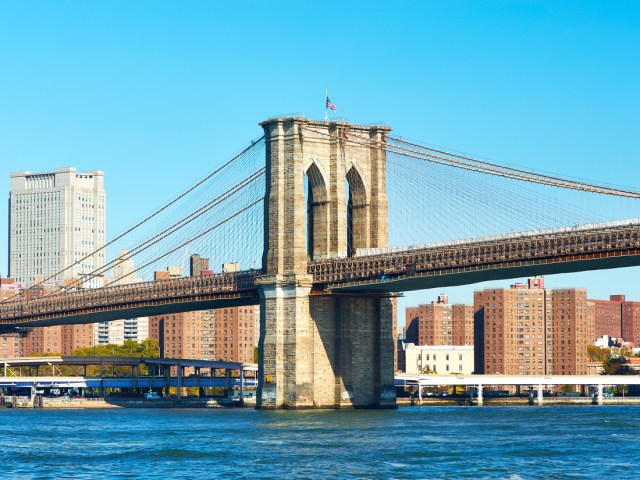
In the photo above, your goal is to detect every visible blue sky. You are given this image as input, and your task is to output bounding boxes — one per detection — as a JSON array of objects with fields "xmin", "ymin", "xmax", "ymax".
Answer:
[{"xmin": 1, "ymin": 1, "xmax": 639, "ymax": 326}]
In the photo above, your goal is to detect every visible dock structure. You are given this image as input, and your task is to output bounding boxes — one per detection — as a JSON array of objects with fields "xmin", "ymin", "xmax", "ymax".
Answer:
[
  {"xmin": 0, "ymin": 356, "xmax": 257, "ymax": 405},
  {"xmin": 396, "ymin": 373, "xmax": 640, "ymax": 405}
]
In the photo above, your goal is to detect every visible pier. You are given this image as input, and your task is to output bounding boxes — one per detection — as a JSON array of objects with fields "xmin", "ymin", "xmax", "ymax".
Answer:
[
  {"xmin": 396, "ymin": 373, "xmax": 640, "ymax": 405},
  {"xmin": 0, "ymin": 356, "xmax": 257, "ymax": 407}
]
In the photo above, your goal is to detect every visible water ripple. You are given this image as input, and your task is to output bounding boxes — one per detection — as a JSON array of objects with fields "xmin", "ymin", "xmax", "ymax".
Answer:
[{"xmin": 2, "ymin": 406, "xmax": 640, "ymax": 478}]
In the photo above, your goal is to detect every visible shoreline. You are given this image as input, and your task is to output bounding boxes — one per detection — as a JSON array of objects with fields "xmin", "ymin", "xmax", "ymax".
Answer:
[
  {"xmin": 3, "ymin": 396, "xmax": 640, "ymax": 409},
  {"xmin": 397, "ymin": 396, "xmax": 640, "ymax": 406},
  {"xmin": 0, "ymin": 397, "xmax": 256, "ymax": 409}
]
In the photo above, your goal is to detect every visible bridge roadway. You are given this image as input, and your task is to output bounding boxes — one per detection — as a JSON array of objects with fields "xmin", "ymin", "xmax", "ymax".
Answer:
[
  {"xmin": 0, "ymin": 270, "xmax": 261, "ymax": 329},
  {"xmin": 2, "ymin": 219, "xmax": 640, "ymax": 329},
  {"xmin": 311, "ymin": 218, "xmax": 640, "ymax": 291},
  {"xmin": 395, "ymin": 373, "xmax": 640, "ymax": 405}
]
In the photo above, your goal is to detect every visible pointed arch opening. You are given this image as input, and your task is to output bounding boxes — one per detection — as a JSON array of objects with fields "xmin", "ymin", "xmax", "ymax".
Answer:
[
  {"xmin": 304, "ymin": 162, "xmax": 329, "ymax": 260},
  {"xmin": 346, "ymin": 166, "xmax": 368, "ymax": 257}
]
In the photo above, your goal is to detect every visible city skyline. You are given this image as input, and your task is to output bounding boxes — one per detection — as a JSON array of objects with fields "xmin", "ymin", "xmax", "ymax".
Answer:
[{"xmin": 1, "ymin": 2, "xmax": 639, "ymax": 326}]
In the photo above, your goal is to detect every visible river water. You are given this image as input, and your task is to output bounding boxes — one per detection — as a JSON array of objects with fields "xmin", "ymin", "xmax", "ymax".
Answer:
[{"xmin": 1, "ymin": 406, "xmax": 638, "ymax": 479}]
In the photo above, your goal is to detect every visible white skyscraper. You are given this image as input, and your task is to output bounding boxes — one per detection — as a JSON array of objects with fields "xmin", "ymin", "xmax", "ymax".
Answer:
[{"xmin": 9, "ymin": 167, "xmax": 106, "ymax": 288}]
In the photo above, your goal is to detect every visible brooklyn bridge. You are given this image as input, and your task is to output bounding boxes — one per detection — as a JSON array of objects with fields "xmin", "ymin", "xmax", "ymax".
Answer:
[{"xmin": 2, "ymin": 117, "xmax": 639, "ymax": 408}]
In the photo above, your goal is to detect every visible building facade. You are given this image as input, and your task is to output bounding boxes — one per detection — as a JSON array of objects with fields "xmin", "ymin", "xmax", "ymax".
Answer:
[
  {"xmin": 545, "ymin": 288, "xmax": 594, "ymax": 375},
  {"xmin": 189, "ymin": 254, "xmax": 210, "ymax": 277},
  {"xmin": 0, "ymin": 333, "xmax": 22, "ymax": 358},
  {"xmin": 621, "ymin": 301, "xmax": 640, "ymax": 347},
  {"xmin": 149, "ymin": 311, "xmax": 207, "ymax": 360},
  {"xmin": 94, "ymin": 250, "xmax": 148, "ymax": 346},
  {"xmin": 211, "ymin": 306, "xmax": 257, "ymax": 363},
  {"xmin": 590, "ymin": 295, "xmax": 624, "ymax": 339},
  {"xmin": 9, "ymin": 168, "xmax": 106, "ymax": 288},
  {"xmin": 400, "ymin": 343, "xmax": 474, "ymax": 375},
  {"xmin": 22, "ymin": 323, "xmax": 95, "ymax": 356},
  {"xmin": 474, "ymin": 277, "xmax": 594, "ymax": 376},
  {"xmin": 149, "ymin": 306, "xmax": 258, "ymax": 363},
  {"xmin": 405, "ymin": 294, "xmax": 474, "ymax": 346},
  {"xmin": 587, "ymin": 294, "xmax": 640, "ymax": 347},
  {"xmin": 94, "ymin": 318, "xmax": 149, "ymax": 346}
]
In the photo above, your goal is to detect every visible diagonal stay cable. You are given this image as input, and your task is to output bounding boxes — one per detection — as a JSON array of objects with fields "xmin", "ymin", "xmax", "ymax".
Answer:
[
  {"xmin": 0, "ymin": 199, "xmax": 264, "ymax": 313},
  {"xmin": 100, "ymin": 198, "xmax": 264, "ymax": 288},
  {"xmin": 3, "ymin": 137, "xmax": 265, "ymax": 303},
  {"xmin": 32, "ymin": 168, "xmax": 266, "ymax": 298}
]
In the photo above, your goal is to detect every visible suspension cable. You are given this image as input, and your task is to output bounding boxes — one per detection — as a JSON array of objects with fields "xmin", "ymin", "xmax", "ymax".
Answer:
[
  {"xmin": 302, "ymin": 127, "xmax": 640, "ymax": 199},
  {"xmin": 12, "ymin": 168, "xmax": 266, "ymax": 302},
  {"xmin": 4, "ymin": 137, "xmax": 265, "ymax": 303},
  {"xmin": 390, "ymin": 136, "xmax": 640, "ymax": 197}
]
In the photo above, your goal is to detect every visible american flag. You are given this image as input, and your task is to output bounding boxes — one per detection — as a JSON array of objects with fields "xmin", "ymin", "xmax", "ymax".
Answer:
[{"xmin": 326, "ymin": 96, "xmax": 337, "ymax": 112}]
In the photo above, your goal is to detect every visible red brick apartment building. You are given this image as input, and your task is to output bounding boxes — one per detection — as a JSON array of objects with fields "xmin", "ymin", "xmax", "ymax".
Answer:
[
  {"xmin": 474, "ymin": 277, "xmax": 594, "ymax": 375},
  {"xmin": 149, "ymin": 306, "xmax": 257, "ymax": 363},
  {"xmin": 588, "ymin": 294, "xmax": 640, "ymax": 346},
  {"xmin": 405, "ymin": 294, "xmax": 474, "ymax": 346}
]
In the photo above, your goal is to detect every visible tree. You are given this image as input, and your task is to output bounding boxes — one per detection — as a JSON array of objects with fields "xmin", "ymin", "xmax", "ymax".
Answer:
[
  {"xmin": 601, "ymin": 357, "xmax": 635, "ymax": 375},
  {"xmin": 612, "ymin": 385, "xmax": 629, "ymax": 396},
  {"xmin": 587, "ymin": 345, "xmax": 611, "ymax": 363},
  {"xmin": 611, "ymin": 347, "xmax": 631, "ymax": 359},
  {"xmin": 118, "ymin": 339, "xmax": 160, "ymax": 358},
  {"xmin": 71, "ymin": 339, "xmax": 160, "ymax": 358},
  {"xmin": 70, "ymin": 339, "xmax": 160, "ymax": 376}
]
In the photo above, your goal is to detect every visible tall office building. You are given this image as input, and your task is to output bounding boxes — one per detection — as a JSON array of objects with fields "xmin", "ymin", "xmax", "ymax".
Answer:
[
  {"xmin": 189, "ymin": 254, "xmax": 210, "ymax": 277},
  {"xmin": 9, "ymin": 167, "xmax": 106, "ymax": 288},
  {"xmin": 108, "ymin": 250, "xmax": 143, "ymax": 286}
]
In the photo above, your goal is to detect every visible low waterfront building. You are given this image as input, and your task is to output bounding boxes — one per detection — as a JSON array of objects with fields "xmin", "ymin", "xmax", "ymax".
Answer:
[{"xmin": 399, "ymin": 343, "xmax": 474, "ymax": 375}]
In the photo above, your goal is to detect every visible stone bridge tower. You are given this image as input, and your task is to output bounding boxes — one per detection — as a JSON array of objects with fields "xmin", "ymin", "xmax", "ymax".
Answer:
[{"xmin": 256, "ymin": 117, "xmax": 396, "ymax": 409}]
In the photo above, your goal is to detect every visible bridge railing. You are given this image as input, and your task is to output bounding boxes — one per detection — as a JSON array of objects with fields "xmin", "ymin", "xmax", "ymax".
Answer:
[
  {"xmin": 0, "ymin": 270, "xmax": 261, "ymax": 322},
  {"xmin": 308, "ymin": 222, "xmax": 640, "ymax": 285}
]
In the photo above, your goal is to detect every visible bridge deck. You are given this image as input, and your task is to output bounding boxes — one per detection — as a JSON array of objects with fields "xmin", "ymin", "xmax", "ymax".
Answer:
[
  {"xmin": 3, "ymin": 220, "xmax": 640, "ymax": 328},
  {"xmin": 310, "ymin": 219, "xmax": 640, "ymax": 291}
]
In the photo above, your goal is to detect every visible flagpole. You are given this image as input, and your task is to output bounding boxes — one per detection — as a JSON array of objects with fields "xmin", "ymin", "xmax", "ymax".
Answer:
[{"xmin": 325, "ymin": 88, "xmax": 329, "ymax": 121}]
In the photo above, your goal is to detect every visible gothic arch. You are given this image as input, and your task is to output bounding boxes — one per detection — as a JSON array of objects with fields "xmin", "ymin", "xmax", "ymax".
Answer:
[
  {"xmin": 346, "ymin": 165, "xmax": 369, "ymax": 256},
  {"xmin": 305, "ymin": 161, "xmax": 329, "ymax": 260}
]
